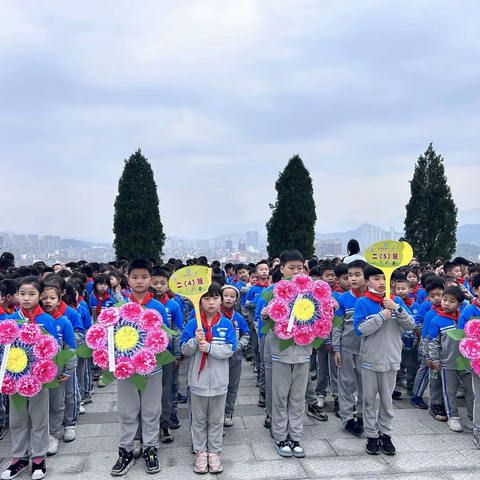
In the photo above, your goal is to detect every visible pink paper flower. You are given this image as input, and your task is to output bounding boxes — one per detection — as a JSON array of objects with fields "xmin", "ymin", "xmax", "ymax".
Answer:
[
  {"xmin": 86, "ymin": 324, "xmax": 108, "ymax": 349},
  {"xmin": 98, "ymin": 308, "xmax": 121, "ymax": 327},
  {"xmin": 292, "ymin": 274, "xmax": 313, "ymax": 294},
  {"xmin": 18, "ymin": 323, "xmax": 42, "ymax": 345},
  {"xmin": 93, "ymin": 347, "xmax": 110, "ymax": 370},
  {"xmin": 471, "ymin": 358, "xmax": 480, "ymax": 376},
  {"xmin": 273, "ymin": 280, "xmax": 298, "ymax": 303},
  {"xmin": 274, "ymin": 320, "xmax": 296, "ymax": 340},
  {"xmin": 138, "ymin": 309, "xmax": 163, "ymax": 332},
  {"xmin": 120, "ymin": 303, "xmax": 143, "ymax": 322},
  {"xmin": 312, "ymin": 280, "xmax": 332, "ymax": 302},
  {"xmin": 132, "ymin": 349, "xmax": 157, "ymax": 375},
  {"xmin": 267, "ymin": 299, "xmax": 290, "ymax": 322},
  {"xmin": 144, "ymin": 329, "xmax": 169, "ymax": 354},
  {"xmin": 0, "ymin": 320, "xmax": 19, "ymax": 345},
  {"xmin": 459, "ymin": 337, "xmax": 480, "ymax": 360},
  {"xmin": 31, "ymin": 359, "xmax": 57, "ymax": 383},
  {"xmin": 33, "ymin": 335, "xmax": 58, "ymax": 360},
  {"xmin": 464, "ymin": 319, "xmax": 480, "ymax": 341},
  {"xmin": 313, "ymin": 319, "xmax": 333, "ymax": 339},
  {"xmin": 320, "ymin": 298, "xmax": 335, "ymax": 322},
  {"xmin": 1, "ymin": 375, "xmax": 16, "ymax": 395},
  {"xmin": 16, "ymin": 375, "xmax": 42, "ymax": 397},
  {"xmin": 114, "ymin": 357, "xmax": 135, "ymax": 379},
  {"xmin": 294, "ymin": 326, "xmax": 316, "ymax": 345}
]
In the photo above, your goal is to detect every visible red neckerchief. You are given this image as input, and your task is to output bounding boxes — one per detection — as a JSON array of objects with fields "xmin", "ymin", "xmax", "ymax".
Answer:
[
  {"xmin": 0, "ymin": 305, "xmax": 15, "ymax": 316},
  {"xmin": 459, "ymin": 277, "xmax": 465, "ymax": 285},
  {"xmin": 20, "ymin": 305, "xmax": 44, "ymax": 323},
  {"xmin": 431, "ymin": 304, "xmax": 441, "ymax": 312},
  {"xmin": 94, "ymin": 292, "xmax": 111, "ymax": 316},
  {"xmin": 412, "ymin": 284, "xmax": 421, "ymax": 302},
  {"xmin": 126, "ymin": 291, "xmax": 154, "ymax": 306},
  {"xmin": 220, "ymin": 307, "xmax": 234, "ymax": 320},
  {"xmin": 365, "ymin": 290, "xmax": 395, "ymax": 304},
  {"xmin": 351, "ymin": 288, "xmax": 365, "ymax": 298},
  {"xmin": 473, "ymin": 299, "xmax": 480, "ymax": 309},
  {"xmin": 51, "ymin": 309, "xmax": 63, "ymax": 320},
  {"xmin": 437, "ymin": 309, "xmax": 460, "ymax": 322},
  {"xmin": 78, "ymin": 295, "xmax": 85, "ymax": 302},
  {"xmin": 254, "ymin": 280, "xmax": 269, "ymax": 288},
  {"xmin": 57, "ymin": 301, "xmax": 68, "ymax": 316},
  {"xmin": 232, "ymin": 276, "xmax": 238, "ymax": 284},
  {"xmin": 334, "ymin": 285, "xmax": 346, "ymax": 294},
  {"xmin": 87, "ymin": 277, "xmax": 93, "ymax": 283},
  {"xmin": 198, "ymin": 311, "xmax": 222, "ymax": 380},
  {"xmin": 403, "ymin": 296, "xmax": 414, "ymax": 308},
  {"xmin": 159, "ymin": 294, "xmax": 169, "ymax": 306}
]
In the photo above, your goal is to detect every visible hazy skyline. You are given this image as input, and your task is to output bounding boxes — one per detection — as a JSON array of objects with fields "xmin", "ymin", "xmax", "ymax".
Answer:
[{"xmin": 1, "ymin": 1, "xmax": 479, "ymax": 243}]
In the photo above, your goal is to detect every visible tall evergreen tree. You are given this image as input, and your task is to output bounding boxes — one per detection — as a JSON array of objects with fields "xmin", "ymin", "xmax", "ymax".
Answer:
[
  {"xmin": 404, "ymin": 143, "xmax": 457, "ymax": 262},
  {"xmin": 267, "ymin": 154, "xmax": 316, "ymax": 258},
  {"xmin": 113, "ymin": 149, "xmax": 165, "ymax": 261}
]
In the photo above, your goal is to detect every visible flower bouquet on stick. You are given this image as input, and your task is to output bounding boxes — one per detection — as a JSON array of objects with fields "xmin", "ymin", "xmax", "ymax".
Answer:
[
  {"xmin": 77, "ymin": 304, "xmax": 175, "ymax": 391},
  {"xmin": 261, "ymin": 274, "xmax": 341, "ymax": 350},
  {"xmin": 457, "ymin": 318, "xmax": 480, "ymax": 374}
]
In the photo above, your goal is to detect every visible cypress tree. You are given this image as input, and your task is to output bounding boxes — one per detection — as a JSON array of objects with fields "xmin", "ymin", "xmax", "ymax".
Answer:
[
  {"xmin": 266, "ymin": 154, "xmax": 316, "ymax": 258},
  {"xmin": 404, "ymin": 143, "xmax": 458, "ymax": 262},
  {"xmin": 113, "ymin": 149, "xmax": 165, "ymax": 261}
]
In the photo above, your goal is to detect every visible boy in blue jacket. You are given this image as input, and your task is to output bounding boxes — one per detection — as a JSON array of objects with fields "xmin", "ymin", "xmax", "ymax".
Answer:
[{"xmin": 354, "ymin": 264, "xmax": 414, "ymax": 456}]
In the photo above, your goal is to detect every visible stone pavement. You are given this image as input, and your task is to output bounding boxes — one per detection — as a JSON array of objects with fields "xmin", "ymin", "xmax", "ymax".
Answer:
[{"xmin": 1, "ymin": 362, "xmax": 480, "ymax": 480}]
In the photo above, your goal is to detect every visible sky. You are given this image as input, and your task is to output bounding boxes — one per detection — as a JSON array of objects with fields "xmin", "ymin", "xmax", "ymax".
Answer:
[{"xmin": 1, "ymin": 0, "xmax": 479, "ymax": 242}]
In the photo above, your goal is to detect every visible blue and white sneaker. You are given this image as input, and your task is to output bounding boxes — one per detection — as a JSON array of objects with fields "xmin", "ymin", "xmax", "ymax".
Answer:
[
  {"xmin": 289, "ymin": 440, "xmax": 305, "ymax": 458},
  {"xmin": 276, "ymin": 440, "xmax": 293, "ymax": 457},
  {"xmin": 410, "ymin": 395, "xmax": 428, "ymax": 409}
]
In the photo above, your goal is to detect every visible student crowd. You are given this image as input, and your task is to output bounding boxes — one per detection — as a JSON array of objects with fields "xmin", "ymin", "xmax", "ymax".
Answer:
[{"xmin": 0, "ymin": 241, "xmax": 479, "ymax": 478}]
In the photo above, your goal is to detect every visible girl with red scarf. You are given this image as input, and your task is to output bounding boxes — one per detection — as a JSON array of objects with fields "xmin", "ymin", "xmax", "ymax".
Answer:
[
  {"xmin": 180, "ymin": 284, "xmax": 236, "ymax": 475},
  {"xmin": 88, "ymin": 274, "xmax": 114, "ymax": 320}
]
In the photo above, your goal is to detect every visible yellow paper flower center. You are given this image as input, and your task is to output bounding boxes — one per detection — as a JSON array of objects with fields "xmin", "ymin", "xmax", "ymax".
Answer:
[
  {"xmin": 7, "ymin": 347, "xmax": 28, "ymax": 374},
  {"xmin": 115, "ymin": 326, "xmax": 139, "ymax": 352},
  {"xmin": 293, "ymin": 298, "xmax": 315, "ymax": 322}
]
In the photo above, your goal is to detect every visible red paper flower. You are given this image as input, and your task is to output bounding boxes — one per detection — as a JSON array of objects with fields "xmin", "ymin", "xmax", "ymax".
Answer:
[
  {"xmin": 114, "ymin": 357, "xmax": 136, "ymax": 379},
  {"xmin": 144, "ymin": 329, "xmax": 169, "ymax": 354},
  {"xmin": 33, "ymin": 335, "xmax": 58, "ymax": 360},
  {"xmin": 131, "ymin": 349, "xmax": 157, "ymax": 375},
  {"xmin": 138, "ymin": 309, "xmax": 163, "ymax": 332},
  {"xmin": 31, "ymin": 359, "xmax": 57, "ymax": 383},
  {"xmin": 92, "ymin": 347, "xmax": 110, "ymax": 370},
  {"xmin": 16, "ymin": 375, "xmax": 42, "ymax": 397},
  {"xmin": 86, "ymin": 324, "xmax": 108, "ymax": 349},
  {"xmin": 18, "ymin": 323, "xmax": 42, "ymax": 345},
  {"xmin": 0, "ymin": 320, "xmax": 19, "ymax": 344},
  {"xmin": 1, "ymin": 375, "xmax": 16, "ymax": 395}
]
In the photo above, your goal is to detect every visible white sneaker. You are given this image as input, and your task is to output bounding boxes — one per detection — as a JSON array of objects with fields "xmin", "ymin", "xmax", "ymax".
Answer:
[
  {"xmin": 64, "ymin": 426, "xmax": 76, "ymax": 442},
  {"xmin": 456, "ymin": 390, "xmax": 465, "ymax": 398},
  {"xmin": 79, "ymin": 405, "xmax": 85, "ymax": 415},
  {"xmin": 224, "ymin": 413, "xmax": 234, "ymax": 427},
  {"xmin": 317, "ymin": 395, "xmax": 325, "ymax": 409},
  {"xmin": 97, "ymin": 376, "xmax": 106, "ymax": 388},
  {"xmin": 133, "ymin": 440, "xmax": 142, "ymax": 458},
  {"xmin": 47, "ymin": 435, "xmax": 59, "ymax": 456},
  {"xmin": 465, "ymin": 418, "xmax": 474, "ymax": 430},
  {"xmin": 447, "ymin": 417, "xmax": 463, "ymax": 432}
]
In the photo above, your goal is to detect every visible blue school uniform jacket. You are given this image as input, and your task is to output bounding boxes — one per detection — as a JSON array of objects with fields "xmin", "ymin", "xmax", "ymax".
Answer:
[
  {"xmin": 54, "ymin": 315, "xmax": 77, "ymax": 376},
  {"xmin": 221, "ymin": 310, "xmax": 250, "ymax": 363},
  {"xmin": 77, "ymin": 303, "xmax": 92, "ymax": 330},
  {"xmin": 61, "ymin": 303, "xmax": 84, "ymax": 334},
  {"xmin": 459, "ymin": 303, "xmax": 480, "ymax": 330},
  {"xmin": 428, "ymin": 311, "xmax": 462, "ymax": 369},
  {"xmin": 414, "ymin": 300, "xmax": 432, "ymax": 325},
  {"xmin": 254, "ymin": 285, "xmax": 274, "ymax": 339},
  {"xmin": 245, "ymin": 285, "xmax": 268, "ymax": 305},
  {"xmin": 416, "ymin": 288, "xmax": 427, "ymax": 304},
  {"xmin": 86, "ymin": 281, "xmax": 94, "ymax": 295},
  {"xmin": 421, "ymin": 308, "xmax": 440, "ymax": 359},
  {"xmin": 162, "ymin": 297, "xmax": 183, "ymax": 359},
  {"xmin": 8, "ymin": 311, "xmax": 58, "ymax": 340},
  {"xmin": 333, "ymin": 290, "xmax": 363, "ymax": 355}
]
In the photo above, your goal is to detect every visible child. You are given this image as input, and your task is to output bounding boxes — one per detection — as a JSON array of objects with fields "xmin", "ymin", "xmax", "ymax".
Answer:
[
  {"xmin": 270, "ymin": 250, "xmax": 311, "ymax": 458},
  {"xmin": 353, "ymin": 265, "xmax": 414, "ymax": 455},
  {"xmin": 111, "ymin": 259, "xmax": 167, "ymax": 476},
  {"xmin": 459, "ymin": 275, "xmax": 480, "ymax": 448},
  {"xmin": 41, "ymin": 285, "xmax": 77, "ymax": 456},
  {"xmin": 411, "ymin": 277, "xmax": 447, "ymax": 419},
  {"xmin": 0, "ymin": 279, "xmax": 18, "ymax": 319},
  {"xmin": 180, "ymin": 283, "xmax": 236, "ymax": 474},
  {"xmin": 89, "ymin": 274, "xmax": 114, "ymax": 320},
  {"xmin": 406, "ymin": 268, "xmax": 421, "ymax": 301},
  {"xmin": 444, "ymin": 262, "xmax": 473, "ymax": 302},
  {"xmin": 109, "ymin": 271, "xmax": 125, "ymax": 304},
  {"xmin": 333, "ymin": 260, "xmax": 367, "ymax": 436},
  {"xmin": 221, "ymin": 284, "xmax": 250, "ymax": 427},
  {"xmin": 151, "ymin": 267, "xmax": 184, "ymax": 438},
  {"xmin": 4, "ymin": 276, "xmax": 58, "ymax": 480},
  {"xmin": 333, "ymin": 263, "xmax": 350, "ymax": 300},
  {"xmin": 429, "ymin": 286, "xmax": 474, "ymax": 432}
]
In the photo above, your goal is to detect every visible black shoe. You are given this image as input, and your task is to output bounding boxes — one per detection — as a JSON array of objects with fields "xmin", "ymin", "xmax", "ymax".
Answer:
[
  {"xmin": 379, "ymin": 434, "xmax": 396, "ymax": 455},
  {"xmin": 334, "ymin": 398, "xmax": 340, "ymax": 418},
  {"xmin": 307, "ymin": 403, "xmax": 328, "ymax": 421},
  {"xmin": 366, "ymin": 437, "xmax": 380, "ymax": 455},
  {"xmin": 245, "ymin": 353, "xmax": 254, "ymax": 362},
  {"xmin": 430, "ymin": 404, "xmax": 448, "ymax": 422},
  {"xmin": 0, "ymin": 426, "xmax": 7, "ymax": 441},
  {"xmin": 170, "ymin": 414, "xmax": 180, "ymax": 430},
  {"xmin": 111, "ymin": 448, "xmax": 135, "ymax": 476},
  {"xmin": 310, "ymin": 370, "xmax": 317, "ymax": 381},
  {"xmin": 356, "ymin": 417, "xmax": 364, "ymax": 434},
  {"xmin": 178, "ymin": 393, "xmax": 187, "ymax": 404},
  {"xmin": 160, "ymin": 423, "xmax": 174, "ymax": 444},
  {"xmin": 143, "ymin": 446, "xmax": 161, "ymax": 474},
  {"xmin": 31, "ymin": 460, "xmax": 46, "ymax": 480},
  {"xmin": 253, "ymin": 366, "xmax": 259, "ymax": 375},
  {"xmin": 264, "ymin": 415, "xmax": 271, "ymax": 429},
  {"xmin": 2, "ymin": 459, "xmax": 29, "ymax": 479},
  {"xmin": 392, "ymin": 390, "xmax": 402, "ymax": 400},
  {"xmin": 345, "ymin": 418, "xmax": 362, "ymax": 437},
  {"xmin": 258, "ymin": 393, "xmax": 266, "ymax": 408}
]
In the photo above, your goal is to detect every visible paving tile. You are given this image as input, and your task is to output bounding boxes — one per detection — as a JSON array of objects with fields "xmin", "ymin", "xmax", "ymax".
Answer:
[
  {"xmin": 252, "ymin": 440, "xmax": 336, "ymax": 461},
  {"xmin": 221, "ymin": 458, "xmax": 309, "ymax": 479},
  {"xmin": 327, "ymin": 436, "xmax": 411, "ymax": 456},
  {"xmin": 402, "ymin": 433, "xmax": 479, "ymax": 452},
  {"xmin": 300, "ymin": 455, "xmax": 394, "ymax": 477}
]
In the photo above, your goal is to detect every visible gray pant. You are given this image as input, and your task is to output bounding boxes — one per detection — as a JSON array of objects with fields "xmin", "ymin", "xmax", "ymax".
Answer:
[
  {"xmin": 49, "ymin": 383, "xmax": 66, "ymax": 438},
  {"xmin": 117, "ymin": 372, "xmax": 162, "ymax": 451},
  {"xmin": 189, "ymin": 392, "xmax": 226, "ymax": 453},
  {"xmin": 362, "ymin": 369, "xmax": 397, "ymax": 438},
  {"xmin": 171, "ymin": 365, "xmax": 180, "ymax": 416},
  {"xmin": 338, "ymin": 350, "xmax": 363, "ymax": 425},
  {"xmin": 0, "ymin": 395, "xmax": 6, "ymax": 427},
  {"xmin": 63, "ymin": 370, "xmax": 80, "ymax": 427},
  {"xmin": 77, "ymin": 357, "xmax": 90, "ymax": 400},
  {"xmin": 225, "ymin": 359, "xmax": 242, "ymax": 415},
  {"xmin": 264, "ymin": 331, "xmax": 273, "ymax": 419},
  {"xmin": 305, "ymin": 375, "xmax": 317, "ymax": 406},
  {"xmin": 161, "ymin": 362, "xmax": 172, "ymax": 426},
  {"xmin": 315, "ymin": 344, "xmax": 338, "ymax": 397},
  {"xmin": 413, "ymin": 355, "xmax": 429, "ymax": 397},
  {"xmin": 473, "ymin": 374, "xmax": 480, "ymax": 435},
  {"xmin": 259, "ymin": 335, "xmax": 266, "ymax": 395},
  {"xmin": 272, "ymin": 361, "xmax": 309, "ymax": 442},
  {"xmin": 441, "ymin": 369, "xmax": 474, "ymax": 419},
  {"xmin": 10, "ymin": 388, "xmax": 49, "ymax": 460}
]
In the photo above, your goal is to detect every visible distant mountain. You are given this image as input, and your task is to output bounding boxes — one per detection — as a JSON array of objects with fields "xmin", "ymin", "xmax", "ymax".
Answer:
[
  {"xmin": 456, "ymin": 225, "xmax": 480, "ymax": 245},
  {"xmin": 60, "ymin": 239, "xmax": 112, "ymax": 249}
]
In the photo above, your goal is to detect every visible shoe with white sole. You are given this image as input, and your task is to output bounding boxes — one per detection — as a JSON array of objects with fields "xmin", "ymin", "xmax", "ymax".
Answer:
[
  {"xmin": 79, "ymin": 405, "xmax": 85, "ymax": 415},
  {"xmin": 64, "ymin": 426, "xmax": 76, "ymax": 442},
  {"xmin": 465, "ymin": 418, "xmax": 474, "ymax": 430},
  {"xmin": 133, "ymin": 440, "xmax": 142, "ymax": 459},
  {"xmin": 47, "ymin": 435, "xmax": 59, "ymax": 456},
  {"xmin": 447, "ymin": 417, "xmax": 463, "ymax": 432},
  {"xmin": 317, "ymin": 395, "xmax": 325, "ymax": 409},
  {"xmin": 1, "ymin": 459, "xmax": 29, "ymax": 479}
]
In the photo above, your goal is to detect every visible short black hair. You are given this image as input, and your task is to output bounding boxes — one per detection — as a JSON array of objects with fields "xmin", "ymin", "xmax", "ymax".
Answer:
[
  {"xmin": 443, "ymin": 262, "xmax": 459, "ymax": 275},
  {"xmin": 426, "ymin": 276, "xmax": 445, "ymax": 293},
  {"xmin": 0, "ymin": 279, "xmax": 18, "ymax": 297},
  {"xmin": 58, "ymin": 269, "xmax": 72, "ymax": 279},
  {"xmin": 80, "ymin": 265, "xmax": 93, "ymax": 278},
  {"xmin": 93, "ymin": 273, "xmax": 112, "ymax": 290},
  {"xmin": 472, "ymin": 275, "xmax": 480, "ymax": 290},
  {"xmin": 235, "ymin": 263, "xmax": 248, "ymax": 273},
  {"xmin": 308, "ymin": 258, "xmax": 318, "ymax": 270},
  {"xmin": 309, "ymin": 266, "xmax": 321, "ymax": 277},
  {"xmin": 395, "ymin": 277, "xmax": 410, "ymax": 287},
  {"xmin": 128, "ymin": 258, "xmax": 153, "ymax": 275},
  {"xmin": 453, "ymin": 257, "xmax": 472, "ymax": 267},
  {"xmin": 152, "ymin": 267, "xmax": 171, "ymax": 280},
  {"xmin": 162, "ymin": 263, "xmax": 175, "ymax": 274},
  {"xmin": 18, "ymin": 276, "xmax": 44, "ymax": 294},
  {"xmin": 272, "ymin": 268, "xmax": 284, "ymax": 283},
  {"xmin": 279, "ymin": 250, "xmax": 304, "ymax": 266},
  {"xmin": 319, "ymin": 261, "xmax": 335, "ymax": 275},
  {"xmin": 348, "ymin": 260, "xmax": 367, "ymax": 270},
  {"xmin": 200, "ymin": 282, "xmax": 222, "ymax": 301},
  {"xmin": 224, "ymin": 263, "xmax": 234, "ymax": 271},
  {"xmin": 256, "ymin": 259, "xmax": 270, "ymax": 270},
  {"xmin": 363, "ymin": 264, "xmax": 383, "ymax": 279},
  {"xmin": 334, "ymin": 263, "xmax": 348, "ymax": 277},
  {"xmin": 89, "ymin": 262, "xmax": 100, "ymax": 273},
  {"xmin": 420, "ymin": 271, "xmax": 437, "ymax": 288},
  {"xmin": 442, "ymin": 286, "xmax": 464, "ymax": 304},
  {"xmin": 212, "ymin": 274, "xmax": 226, "ymax": 287},
  {"xmin": 392, "ymin": 270, "xmax": 406, "ymax": 281}
]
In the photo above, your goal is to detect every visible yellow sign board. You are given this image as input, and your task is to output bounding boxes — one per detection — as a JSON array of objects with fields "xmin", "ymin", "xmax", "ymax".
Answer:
[
  {"xmin": 365, "ymin": 241, "xmax": 413, "ymax": 298},
  {"xmin": 169, "ymin": 266, "xmax": 212, "ymax": 329}
]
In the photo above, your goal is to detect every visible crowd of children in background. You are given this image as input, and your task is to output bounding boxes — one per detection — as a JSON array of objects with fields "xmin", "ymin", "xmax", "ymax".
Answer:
[{"xmin": 0, "ymin": 241, "xmax": 479, "ymax": 477}]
